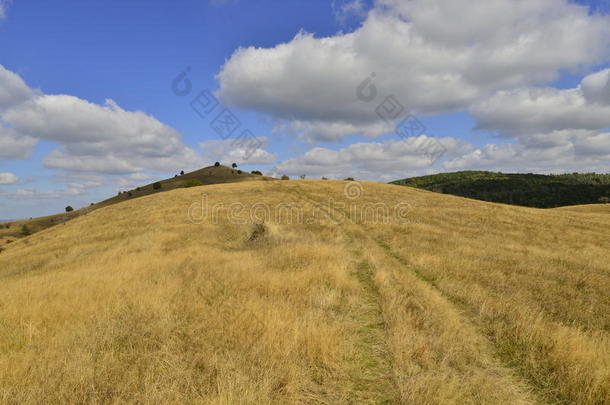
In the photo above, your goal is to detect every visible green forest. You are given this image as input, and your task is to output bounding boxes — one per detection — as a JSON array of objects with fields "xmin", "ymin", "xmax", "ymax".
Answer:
[{"xmin": 391, "ymin": 171, "xmax": 610, "ymax": 208}]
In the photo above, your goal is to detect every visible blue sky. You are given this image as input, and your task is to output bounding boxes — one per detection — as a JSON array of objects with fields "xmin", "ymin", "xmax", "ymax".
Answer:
[{"xmin": 1, "ymin": 0, "xmax": 609, "ymax": 219}]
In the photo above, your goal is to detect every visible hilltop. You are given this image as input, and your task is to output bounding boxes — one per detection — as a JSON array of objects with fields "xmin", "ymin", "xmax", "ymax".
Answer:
[
  {"xmin": 0, "ymin": 180, "xmax": 608, "ymax": 404},
  {"xmin": 0, "ymin": 165, "xmax": 274, "ymax": 241}
]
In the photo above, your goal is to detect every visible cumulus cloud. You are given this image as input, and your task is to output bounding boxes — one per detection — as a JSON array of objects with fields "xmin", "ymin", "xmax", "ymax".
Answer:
[
  {"xmin": 0, "ymin": 77, "xmax": 201, "ymax": 174},
  {"xmin": 0, "ymin": 126, "xmax": 37, "ymax": 159},
  {"xmin": 443, "ymin": 139, "xmax": 610, "ymax": 174},
  {"xmin": 469, "ymin": 69, "xmax": 610, "ymax": 172},
  {"xmin": 217, "ymin": 0, "xmax": 610, "ymax": 141},
  {"xmin": 272, "ymin": 135, "xmax": 472, "ymax": 181},
  {"xmin": 0, "ymin": 172, "xmax": 18, "ymax": 184},
  {"xmin": 472, "ymin": 72, "xmax": 610, "ymax": 137},
  {"xmin": 199, "ymin": 137, "xmax": 276, "ymax": 166},
  {"xmin": 580, "ymin": 68, "xmax": 610, "ymax": 105},
  {"xmin": 0, "ymin": 65, "xmax": 37, "ymax": 108}
]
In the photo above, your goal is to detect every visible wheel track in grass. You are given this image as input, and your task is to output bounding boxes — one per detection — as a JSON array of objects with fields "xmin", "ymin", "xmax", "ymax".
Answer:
[
  {"xmin": 280, "ymin": 184, "xmax": 399, "ymax": 404},
  {"xmin": 288, "ymin": 183, "xmax": 547, "ymax": 405},
  {"xmin": 368, "ymin": 235, "xmax": 575, "ymax": 405}
]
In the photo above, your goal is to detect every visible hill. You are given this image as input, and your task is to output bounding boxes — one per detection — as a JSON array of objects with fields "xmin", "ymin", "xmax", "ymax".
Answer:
[
  {"xmin": 0, "ymin": 181, "xmax": 608, "ymax": 404},
  {"xmin": 0, "ymin": 165, "xmax": 274, "ymax": 241},
  {"xmin": 391, "ymin": 171, "xmax": 610, "ymax": 208}
]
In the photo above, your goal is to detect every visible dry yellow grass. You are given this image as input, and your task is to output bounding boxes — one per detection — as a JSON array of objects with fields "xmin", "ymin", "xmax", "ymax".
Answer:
[{"xmin": 0, "ymin": 181, "xmax": 608, "ymax": 404}]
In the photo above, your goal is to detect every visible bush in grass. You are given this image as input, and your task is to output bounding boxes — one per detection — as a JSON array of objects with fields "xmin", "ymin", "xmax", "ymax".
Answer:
[
  {"xmin": 153, "ymin": 182, "xmax": 162, "ymax": 190},
  {"xmin": 344, "ymin": 177, "xmax": 355, "ymax": 181},
  {"xmin": 281, "ymin": 175, "xmax": 290, "ymax": 180},
  {"xmin": 184, "ymin": 179, "xmax": 204, "ymax": 188},
  {"xmin": 21, "ymin": 225, "xmax": 31, "ymax": 236},
  {"xmin": 251, "ymin": 170, "xmax": 263, "ymax": 176},
  {"xmin": 214, "ymin": 162, "xmax": 220, "ymax": 167},
  {"xmin": 65, "ymin": 206, "xmax": 74, "ymax": 212}
]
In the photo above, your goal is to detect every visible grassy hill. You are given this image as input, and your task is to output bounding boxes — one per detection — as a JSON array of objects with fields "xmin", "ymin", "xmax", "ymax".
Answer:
[
  {"xmin": 391, "ymin": 171, "xmax": 610, "ymax": 208},
  {"xmin": 0, "ymin": 181, "xmax": 609, "ymax": 404},
  {"xmin": 0, "ymin": 165, "xmax": 273, "ymax": 242}
]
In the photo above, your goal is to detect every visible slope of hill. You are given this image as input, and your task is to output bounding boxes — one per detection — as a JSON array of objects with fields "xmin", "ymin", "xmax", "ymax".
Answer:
[
  {"xmin": 391, "ymin": 171, "xmax": 610, "ymax": 208},
  {"xmin": 1, "ymin": 181, "xmax": 608, "ymax": 404},
  {"xmin": 0, "ymin": 165, "xmax": 274, "ymax": 241}
]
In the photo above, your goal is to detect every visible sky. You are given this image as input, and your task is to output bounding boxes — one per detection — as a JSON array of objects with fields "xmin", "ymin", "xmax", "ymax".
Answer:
[{"xmin": 1, "ymin": 0, "xmax": 609, "ymax": 219}]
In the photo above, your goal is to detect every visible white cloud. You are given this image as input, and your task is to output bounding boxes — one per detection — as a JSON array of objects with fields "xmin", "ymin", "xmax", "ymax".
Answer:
[
  {"xmin": 272, "ymin": 135, "xmax": 471, "ymax": 181},
  {"xmin": 443, "ymin": 139, "xmax": 610, "ymax": 174},
  {"xmin": 217, "ymin": 0, "xmax": 610, "ymax": 142},
  {"xmin": 0, "ymin": 126, "xmax": 37, "ymax": 159},
  {"xmin": 468, "ymin": 69, "xmax": 610, "ymax": 172},
  {"xmin": 579, "ymin": 68, "xmax": 610, "ymax": 105},
  {"xmin": 472, "ymin": 72, "xmax": 610, "ymax": 137},
  {"xmin": 199, "ymin": 137, "xmax": 276, "ymax": 166},
  {"xmin": 0, "ymin": 65, "xmax": 37, "ymax": 108},
  {"xmin": 333, "ymin": 0, "xmax": 368, "ymax": 25},
  {"xmin": 0, "ymin": 64, "xmax": 202, "ymax": 175},
  {"xmin": 116, "ymin": 173, "xmax": 158, "ymax": 191},
  {"xmin": 1, "ymin": 93, "xmax": 201, "ymax": 174},
  {"xmin": 0, "ymin": 172, "xmax": 18, "ymax": 184}
]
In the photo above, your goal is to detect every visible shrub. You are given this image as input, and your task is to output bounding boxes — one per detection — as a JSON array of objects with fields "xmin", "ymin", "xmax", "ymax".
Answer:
[
  {"xmin": 184, "ymin": 179, "xmax": 203, "ymax": 188},
  {"xmin": 127, "ymin": 192, "xmax": 133, "ymax": 197},
  {"xmin": 251, "ymin": 170, "xmax": 263, "ymax": 176},
  {"xmin": 65, "ymin": 206, "xmax": 74, "ymax": 212},
  {"xmin": 180, "ymin": 170, "xmax": 185, "ymax": 175},
  {"xmin": 322, "ymin": 177, "xmax": 328, "ymax": 180},
  {"xmin": 299, "ymin": 174, "xmax": 306, "ymax": 179},
  {"xmin": 237, "ymin": 170, "xmax": 242, "ymax": 174},
  {"xmin": 281, "ymin": 175, "xmax": 290, "ymax": 180},
  {"xmin": 21, "ymin": 225, "xmax": 31, "ymax": 236},
  {"xmin": 232, "ymin": 163, "xmax": 237, "ymax": 168},
  {"xmin": 153, "ymin": 182, "xmax": 162, "ymax": 190},
  {"xmin": 344, "ymin": 177, "xmax": 355, "ymax": 181},
  {"xmin": 136, "ymin": 187, "xmax": 141, "ymax": 191},
  {"xmin": 247, "ymin": 222, "xmax": 266, "ymax": 242},
  {"xmin": 214, "ymin": 162, "xmax": 220, "ymax": 167},
  {"xmin": 598, "ymin": 196, "xmax": 610, "ymax": 204}
]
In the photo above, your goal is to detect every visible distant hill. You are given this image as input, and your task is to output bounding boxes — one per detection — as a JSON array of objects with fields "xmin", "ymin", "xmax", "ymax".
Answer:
[
  {"xmin": 391, "ymin": 171, "xmax": 610, "ymax": 208},
  {"xmin": 0, "ymin": 165, "xmax": 275, "ymax": 240},
  {"xmin": 96, "ymin": 165, "xmax": 274, "ymax": 208}
]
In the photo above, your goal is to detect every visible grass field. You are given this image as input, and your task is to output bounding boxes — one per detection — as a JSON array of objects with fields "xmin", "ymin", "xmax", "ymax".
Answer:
[{"xmin": 0, "ymin": 181, "xmax": 608, "ymax": 404}]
